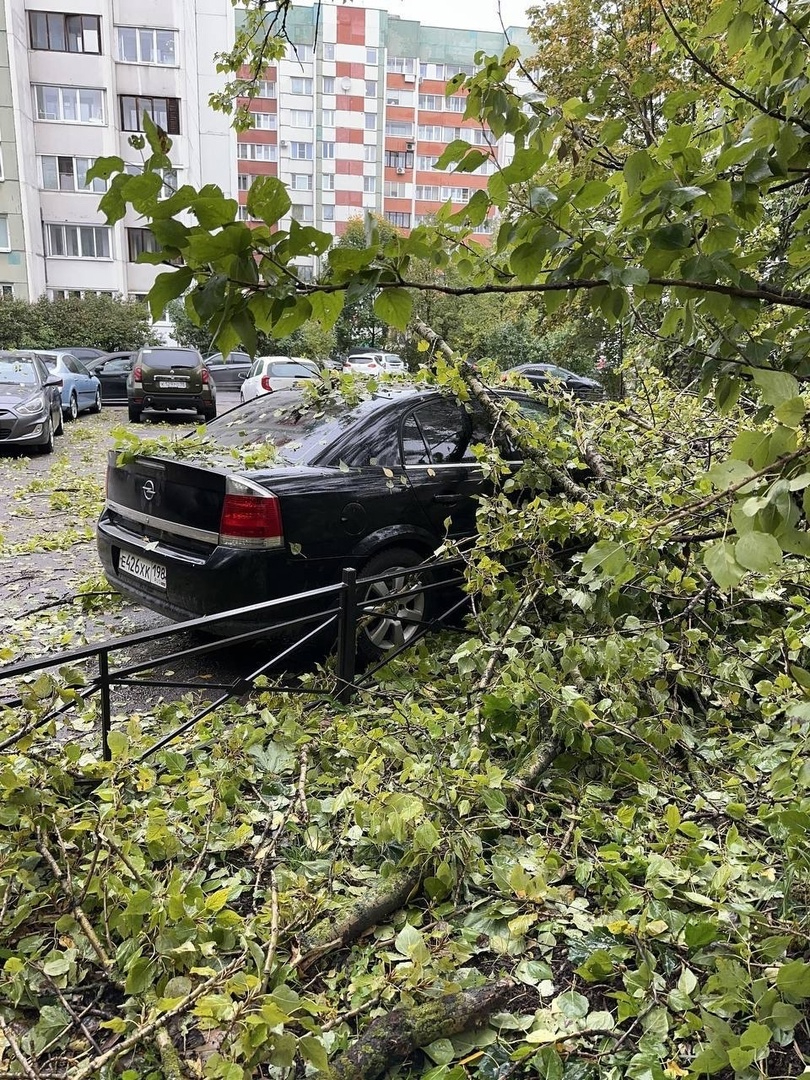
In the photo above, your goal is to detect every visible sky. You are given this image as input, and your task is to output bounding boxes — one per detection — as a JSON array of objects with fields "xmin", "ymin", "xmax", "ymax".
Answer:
[{"xmin": 318, "ymin": 0, "xmax": 532, "ymax": 33}]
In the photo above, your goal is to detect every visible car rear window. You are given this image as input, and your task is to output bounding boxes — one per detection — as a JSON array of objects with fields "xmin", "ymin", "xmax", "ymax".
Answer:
[
  {"xmin": 206, "ymin": 392, "xmax": 346, "ymax": 462},
  {"xmin": 139, "ymin": 349, "xmax": 199, "ymax": 369},
  {"xmin": 267, "ymin": 362, "xmax": 316, "ymax": 378}
]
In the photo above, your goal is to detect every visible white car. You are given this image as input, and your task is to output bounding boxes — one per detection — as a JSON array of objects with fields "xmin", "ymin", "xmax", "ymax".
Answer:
[
  {"xmin": 240, "ymin": 356, "xmax": 320, "ymax": 402},
  {"xmin": 343, "ymin": 352, "xmax": 406, "ymax": 375}
]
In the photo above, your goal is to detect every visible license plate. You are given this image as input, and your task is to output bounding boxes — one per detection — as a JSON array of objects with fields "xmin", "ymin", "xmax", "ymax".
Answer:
[
  {"xmin": 120, "ymin": 550, "xmax": 167, "ymax": 589},
  {"xmin": 158, "ymin": 379, "xmax": 187, "ymax": 389}
]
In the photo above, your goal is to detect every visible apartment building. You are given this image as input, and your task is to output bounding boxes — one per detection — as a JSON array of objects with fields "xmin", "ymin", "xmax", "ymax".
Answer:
[
  {"xmin": 0, "ymin": 1, "xmax": 529, "ymax": 303},
  {"xmin": 0, "ymin": 0, "xmax": 233, "ymax": 302},
  {"xmin": 235, "ymin": 6, "xmax": 531, "ymax": 269}
]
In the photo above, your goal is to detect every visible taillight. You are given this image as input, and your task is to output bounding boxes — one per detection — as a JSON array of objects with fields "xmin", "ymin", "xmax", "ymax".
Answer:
[
  {"xmin": 201, "ymin": 368, "xmax": 210, "ymax": 384},
  {"xmin": 219, "ymin": 477, "xmax": 283, "ymax": 549},
  {"xmin": 260, "ymin": 375, "xmax": 273, "ymax": 393},
  {"xmin": 133, "ymin": 366, "xmax": 142, "ymax": 382}
]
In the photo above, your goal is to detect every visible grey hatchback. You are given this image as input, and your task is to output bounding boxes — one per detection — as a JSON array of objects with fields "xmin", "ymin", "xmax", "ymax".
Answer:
[
  {"xmin": 0, "ymin": 352, "xmax": 64, "ymax": 453},
  {"xmin": 127, "ymin": 347, "xmax": 216, "ymax": 423}
]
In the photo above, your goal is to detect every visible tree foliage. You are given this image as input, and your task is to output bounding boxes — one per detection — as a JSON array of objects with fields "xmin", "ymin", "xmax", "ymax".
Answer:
[{"xmin": 0, "ymin": 295, "xmax": 157, "ymax": 352}]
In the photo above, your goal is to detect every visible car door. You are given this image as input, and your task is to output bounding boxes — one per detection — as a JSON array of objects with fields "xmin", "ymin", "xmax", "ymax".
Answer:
[
  {"xmin": 96, "ymin": 356, "xmax": 133, "ymax": 402},
  {"xmin": 206, "ymin": 352, "xmax": 251, "ymax": 391},
  {"xmin": 74, "ymin": 358, "xmax": 98, "ymax": 406},
  {"xmin": 63, "ymin": 356, "xmax": 91, "ymax": 407},
  {"xmin": 399, "ymin": 398, "xmax": 490, "ymax": 541}
]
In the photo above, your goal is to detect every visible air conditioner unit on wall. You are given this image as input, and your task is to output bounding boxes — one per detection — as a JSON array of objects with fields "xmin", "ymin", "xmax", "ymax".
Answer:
[
  {"xmin": 396, "ymin": 166, "xmax": 405, "ymax": 175},
  {"xmin": 406, "ymin": 141, "xmax": 414, "ymax": 150},
  {"xmin": 403, "ymin": 74, "xmax": 415, "ymax": 83}
]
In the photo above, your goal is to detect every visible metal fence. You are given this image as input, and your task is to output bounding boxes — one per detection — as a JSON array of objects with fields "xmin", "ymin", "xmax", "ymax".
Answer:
[{"xmin": 0, "ymin": 556, "xmax": 467, "ymax": 764}]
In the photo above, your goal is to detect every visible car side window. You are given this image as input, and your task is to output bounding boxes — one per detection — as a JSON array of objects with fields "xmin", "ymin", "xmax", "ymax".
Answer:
[
  {"xmin": 65, "ymin": 357, "xmax": 81, "ymax": 374},
  {"xmin": 249, "ymin": 359, "xmax": 262, "ymax": 378},
  {"xmin": 401, "ymin": 401, "xmax": 473, "ymax": 465},
  {"xmin": 103, "ymin": 358, "xmax": 132, "ymax": 374}
]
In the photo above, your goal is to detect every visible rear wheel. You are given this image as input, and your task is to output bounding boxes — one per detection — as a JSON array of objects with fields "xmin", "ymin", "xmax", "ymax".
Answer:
[
  {"xmin": 128, "ymin": 405, "xmax": 142, "ymax": 423},
  {"xmin": 90, "ymin": 389, "xmax": 102, "ymax": 413},
  {"xmin": 202, "ymin": 406, "xmax": 217, "ymax": 422},
  {"xmin": 357, "ymin": 547, "xmax": 430, "ymax": 662},
  {"xmin": 66, "ymin": 392, "xmax": 78, "ymax": 422}
]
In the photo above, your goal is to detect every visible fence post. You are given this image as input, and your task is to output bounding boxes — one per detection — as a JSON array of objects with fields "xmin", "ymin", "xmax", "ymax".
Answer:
[
  {"xmin": 99, "ymin": 649, "xmax": 112, "ymax": 762},
  {"xmin": 335, "ymin": 567, "xmax": 358, "ymax": 704}
]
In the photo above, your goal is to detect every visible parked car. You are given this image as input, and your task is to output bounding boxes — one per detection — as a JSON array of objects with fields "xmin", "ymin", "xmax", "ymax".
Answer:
[
  {"xmin": 0, "ymin": 351, "xmax": 64, "ymax": 454},
  {"xmin": 97, "ymin": 386, "xmax": 546, "ymax": 657},
  {"xmin": 504, "ymin": 363, "xmax": 604, "ymax": 399},
  {"xmin": 204, "ymin": 351, "xmax": 252, "ymax": 391},
  {"xmin": 86, "ymin": 352, "xmax": 136, "ymax": 405},
  {"xmin": 343, "ymin": 351, "xmax": 406, "ymax": 376},
  {"xmin": 50, "ymin": 347, "xmax": 106, "ymax": 365},
  {"xmin": 126, "ymin": 347, "xmax": 216, "ymax": 423},
  {"xmin": 37, "ymin": 351, "xmax": 102, "ymax": 420},
  {"xmin": 240, "ymin": 357, "xmax": 320, "ymax": 403}
]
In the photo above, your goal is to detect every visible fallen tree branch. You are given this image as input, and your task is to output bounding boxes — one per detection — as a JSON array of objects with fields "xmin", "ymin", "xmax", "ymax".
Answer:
[{"xmin": 329, "ymin": 980, "xmax": 513, "ymax": 1080}]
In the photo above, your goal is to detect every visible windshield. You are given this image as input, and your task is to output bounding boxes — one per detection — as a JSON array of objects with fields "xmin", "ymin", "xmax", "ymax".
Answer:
[
  {"xmin": 206, "ymin": 392, "xmax": 347, "ymax": 463},
  {"xmin": 139, "ymin": 349, "xmax": 199, "ymax": 370},
  {"xmin": 0, "ymin": 358, "xmax": 38, "ymax": 385}
]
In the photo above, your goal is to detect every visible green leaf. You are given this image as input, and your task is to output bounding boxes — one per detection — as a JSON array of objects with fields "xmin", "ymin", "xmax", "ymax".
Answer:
[
  {"xmin": 774, "ymin": 396, "xmax": 806, "ymax": 427},
  {"xmin": 125, "ymin": 957, "xmax": 156, "ymax": 996},
  {"xmin": 650, "ymin": 224, "xmax": 693, "ymax": 250},
  {"xmin": 776, "ymin": 959, "xmax": 810, "ymax": 999},
  {"xmin": 703, "ymin": 541, "xmax": 745, "ymax": 589},
  {"xmin": 299, "ymin": 1035, "xmax": 329, "ymax": 1071},
  {"xmin": 574, "ymin": 180, "xmax": 612, "ymax": 209},
  {"xmin": 148, "ymin": 268, "xmax": 193, "ymax": 322},
  {"xmin": 554, "ymin": 990, "xmax": 589, "ymax": 1019},
  {"xmin": 511, "ymin": 243, "xmax": 545, "ymax": 285},
  {"xmin": 308, "ymin": 289, "xmax": 344, "ymax": 330},
  {"xmin": 191, "ymin": 196, "xmax": 238, "ymax": 229},
  {"xmin": 739, "ymin": 1022, "xmax": 772, "ymax": 1050},
  {"xmin": 728, "ymin": 11, "xmax": 754, "ymax": 53},
  {"xmin": 734, "ymin": 531, "xmax": 782, "ymax": 573},
  {"xmin": 86, "ymin": 156, "xmax": 125, "ymax": 182},
  {"xmin": 246, "ymin": 176, "xmax": 291, "ymax": 225},
  {"xmin": 374, "ymin": 288, "xmax": 413, "ymax": 331},
  {"xmin": 751, "ymin": 368, "xmax": 801, "ymax": 406}
]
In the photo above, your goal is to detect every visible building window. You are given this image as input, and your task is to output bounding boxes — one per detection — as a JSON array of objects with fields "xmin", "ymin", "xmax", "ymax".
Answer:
[
  {"xmin": 419, "ymin": 94, "xmax": 443, "ymax": 111},
  {"xmin": 364, "ymin": 145, "xmax": 377, "ymax": 163},
  {"xmin": 322, "ymin": 173, "xmax": 335, "ymax": 191},
  {"xmin": 251, "ymin": 111, "xmax": 277, "ymax": 130},
  {"xmin": 29, "ymin": 11, "xmax": 100, "ymax": 54},
  {"xmin": 387, "ymin": 56, "xmax": 415, "ymax": 74},
  {"xmin": 385, "ymin": 211, "xmax": 411, "ymax": 228},
  {"xmin": 117, "ymin": 27, "xmax": 177, "ymax": 65},
  {"xmin": 417, "ymin": 154, "xmax": 440, "ymax": 170},
  {"xmin": 364, "ymin": 113, "xmax": 377, "ymax": 131},
  {"xmin": 446, "ymin": 95, "xmax": 466, "ymax": 112},
  {"xmin": 384, "ymin": 181, "xmax": 407, "ymax": 197},
  {"xmin": 123, "ymin": 164, "xmax": 178, "ymax": 198},
  {"xmin": 0, "ymin": 216, "xmax": 9, "ymax": 251},
  {"xmin": 365, "ymin": 80, "xmax": 377, "ymax": 97},
  {"xmin": 35, "ymin": 85, "xmax": 104, "ymax": 124},
  {"xmin": 387, "ymin": 90, "xmax": 414, "ymax": 107},
  {"xmin": 386, "ymin": 121, "xmax": 414, "ymax": 137},
  {"xmin": 120, "ymin": 96, "xmax": 180, "ymax": 134},
  {"xmin": 0, "ymin": 145, "xmax": 3, "ymax": 181},
  {"xmin": 418, "ymin": 124, "xmax": 443, "ymax": 140},
  {"xmin": 46, "ymin": 223, "xmax": 111, "ymax": 259},
  {"xmin": 321, "ymin": 141, "xmax": 335, "ymax": 159},
  {"xmin": 291, "ymin": 204, "xmax": 313, "ymax": 222},
  {"xmin": 290, "ymin": 173, "xmax": 313, "ymax": 190},
  {"xmin": 290, "ymin": 77, "xmax": 313, "ymax": 95},
  {"xmin": 323, "ymin": 76, "xmax": 335, "ymax": 94},
  {"xmin": 324, "ymin": 43, "xmax": 335, "ymax": 60},
  {"xmin": 0, "ymin": 284, "xmax": 13, "ymax": 298},
  {"xmin": 127, "ymin": 228, "xmax": 160, "ymax": 261},
  {"xmin": 257, "ymin": 80, "xmax": 276, "ymax": 98},
  {"xmin": 237, "ymin": 173, "xmax": 253, "ymax": 191},
  {"xmin": 322, "ymin": 109, "xmax": 335, "ymax": 126},
  {"xmin": 416, "ymin": 185, "xmax": 441, "ymax": 200},
  {"xmin": 288, "ymin": 42, "xmax": 313, "ymax": 62},
  {"xmin": 41, "ymin": 156, "xmax": 106, "ymax": 193},
  {"xmin": 385, "ymin": 150, "xmax": 414, "ymax": 170},
  {"xmin": 323, "ymin": 204, "xmax": 335, "ymax": 221},
  {"xmin": 237, "ymin": 142, "xmax": 277, "ymax": 161},
  {"xmin": 366, "ymin": 47, "xmax": 378, "ymax": 64},
  {"xmin": 289, "ymin": 142, "xmax": 313, "ymax": 160},
  {"xmin": 288, "ymin": 109, "xmax": 313, "ymax": 126},
  {"xmin": 363, "ymin": 175, "xmax": 376, "ymax": 193}
]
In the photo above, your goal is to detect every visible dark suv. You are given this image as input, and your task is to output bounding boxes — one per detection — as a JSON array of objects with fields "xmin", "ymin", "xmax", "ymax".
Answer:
[{"xmin": 127, "ymin": 347, "xmax": 216, "ymax": 423}]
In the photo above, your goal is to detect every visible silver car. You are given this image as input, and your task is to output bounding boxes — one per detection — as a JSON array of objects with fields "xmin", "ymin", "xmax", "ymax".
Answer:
[{"xmin": 0, "ymin": 352, "xmax": 64, "ymax": 454}]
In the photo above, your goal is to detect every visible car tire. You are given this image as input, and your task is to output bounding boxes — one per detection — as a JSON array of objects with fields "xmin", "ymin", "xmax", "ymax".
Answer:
[
  {"xmin": 128, "ymin": 405, "xmax": 142, "ymax": 423},
  {"xmin": 37, "ymin": 415, "xmax": 55, "ymax": 455},
  {"xmin": 356, "ymin": 547, "xmax": 431, "ymax": 662},
  {"xmin": 202, "ymin": 406, "xmax": 217, "ymax": 422},
  {"xmin": 66, "ymin": 392, "xmax": 79, "ymax": 422},
  {"xmin": 90, "ymin": 389, "xmax": 102, "ymax": 413}
]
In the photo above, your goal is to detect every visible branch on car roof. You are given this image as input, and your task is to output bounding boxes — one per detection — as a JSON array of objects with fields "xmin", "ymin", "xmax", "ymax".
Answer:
[{"xmin": 412, "ymin": 317, "xmax": 592, "ymax": 503}]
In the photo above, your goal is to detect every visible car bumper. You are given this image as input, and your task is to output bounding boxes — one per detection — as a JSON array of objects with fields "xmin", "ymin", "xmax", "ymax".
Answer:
[
  {"xmin": 131, "ymin": 393, "xmax": 215, "ymax": 411},
  {"xmin": 0, "ymin": 414, "xmax": 51, "ymax": 445},
  {"xmin": 96, "ymin": 513, "xmax": 340, "ymax": 634}
]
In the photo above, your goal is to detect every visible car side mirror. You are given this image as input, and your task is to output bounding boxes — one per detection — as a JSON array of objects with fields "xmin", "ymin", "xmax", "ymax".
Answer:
[{"xmin": 44, "ymin": 374, "xmax": 62, "ymax": 387}]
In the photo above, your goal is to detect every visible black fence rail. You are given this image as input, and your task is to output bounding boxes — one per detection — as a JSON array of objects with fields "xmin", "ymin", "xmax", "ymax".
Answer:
[{"xmin": 0, "ymin": 555, "xmax": 468, "ymax": 764}]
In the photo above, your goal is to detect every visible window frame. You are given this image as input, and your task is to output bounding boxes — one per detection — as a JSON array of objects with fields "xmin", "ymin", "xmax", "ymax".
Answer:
[
  {"xmin": 0, "ymin": 215, "xmax": 10, "ymax": 252},
  {"xmin": 119, "ymin": 95, "xmax": 181, "ymax": 134},
  {"xmin": 34, "ymin": 85, "xmax": 105, "ymax": 125},
  {"xmin": 45, "ymin": 223, "xmax": 112, "ymax": 260},
  {"xmin": 29, "ymin": 11, "xmax": 101, "ymax": 54},
  {"xmin": 116, "ymin": 26, "xmax": 178, "ymax": 66},
  {"xmin": 40, "ymin": 155, "xmax": 107, "ymax": 193}
]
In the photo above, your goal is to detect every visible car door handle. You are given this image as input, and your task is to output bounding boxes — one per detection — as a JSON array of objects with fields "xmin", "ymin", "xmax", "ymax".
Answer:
[{"xmin": 433, "ymin": 494, "xmax": 465, "ymax": 505}]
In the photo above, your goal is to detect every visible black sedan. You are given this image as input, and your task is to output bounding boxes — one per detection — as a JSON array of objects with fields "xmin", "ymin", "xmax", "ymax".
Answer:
[
  {"xmin": 97, "ymin": 387, "xmax": 545, "ymax": 656},
  {"xmin": 0, "ymin": 352, "xmax": 64, "ymax": 454},
  {"xmin": 87, "ymin": 352, "xmax": 135, "ymax": 404},
  {"xmin": 204, "ymin": 351, "xmax": 252, "ymax": 391},
  {"xmin": 504, "ymin": 363, "xmax": 604, "ymax": 399}
]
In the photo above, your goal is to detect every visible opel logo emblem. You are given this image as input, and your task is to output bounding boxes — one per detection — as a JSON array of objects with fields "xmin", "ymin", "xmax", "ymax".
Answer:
[{"xmin": 142, "ymin": 479, "xmax": 156, "ymax": 502}]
